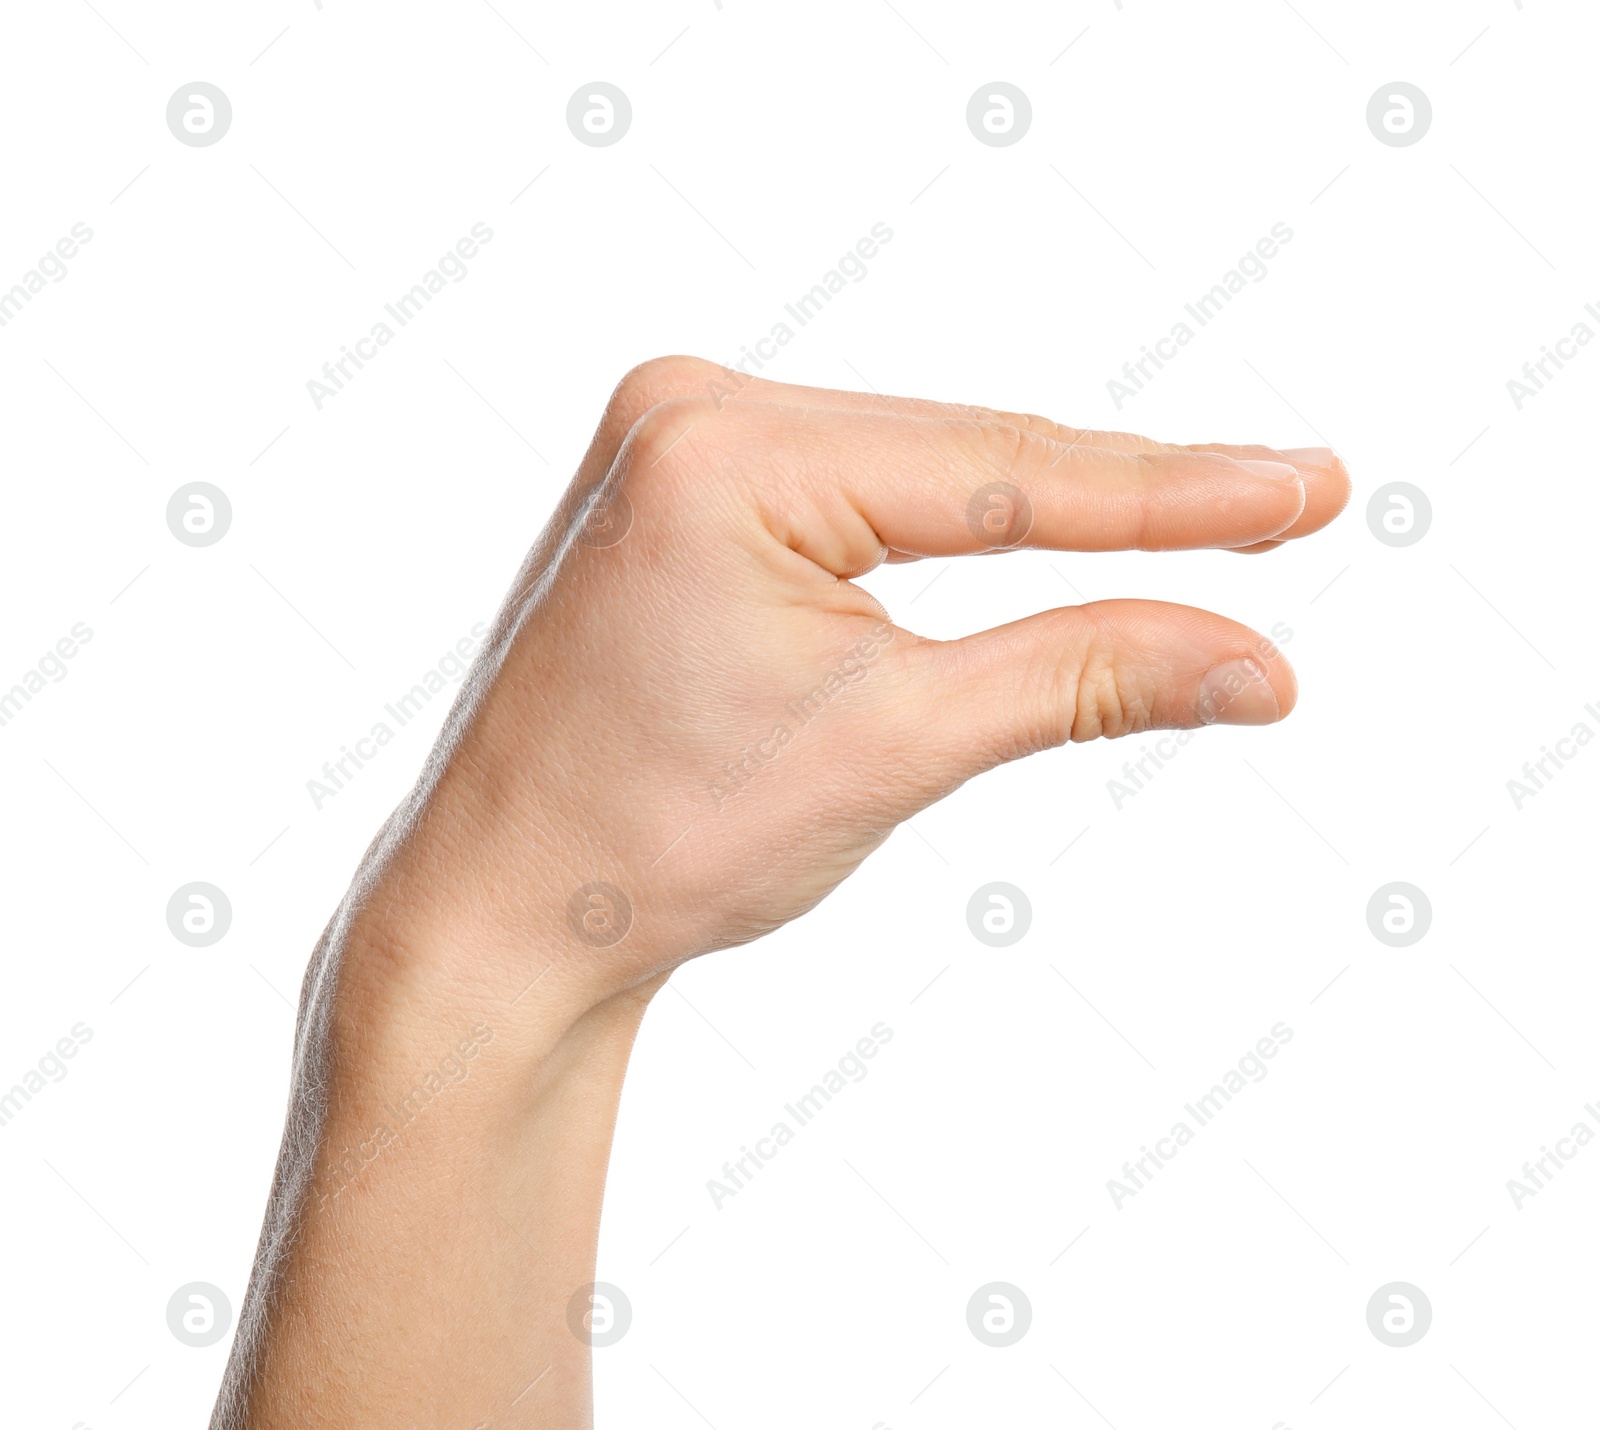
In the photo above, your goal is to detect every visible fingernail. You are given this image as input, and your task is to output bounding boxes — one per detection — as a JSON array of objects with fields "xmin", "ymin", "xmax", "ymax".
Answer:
[
  {"xmin": 1282, "ymin": 446, "xmax": 1337, "ymax": 469},
  {"xmin": 1197, "ymin": 657, "xmax": 1281, "ymax": 726},
  {"xmin": 1236, "ymin": 459, "xmax": 1302, "ymax": 483}
]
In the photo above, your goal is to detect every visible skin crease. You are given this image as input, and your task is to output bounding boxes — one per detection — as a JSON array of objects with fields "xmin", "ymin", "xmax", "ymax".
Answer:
[{"xmin": 211, "ymin": 357, "xmax": 1351, "ymax": 1429}]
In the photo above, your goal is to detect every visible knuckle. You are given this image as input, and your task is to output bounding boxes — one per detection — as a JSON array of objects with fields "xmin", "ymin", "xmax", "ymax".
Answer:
[
  {"xmin": 977, "ymin": 421, "xmax": 1057, "ymax": 486},
  {"xmin": 975, "ymin": 419, "xmax": 1032, "ymax": 472},
  {"xmin": 604, "ymin": 356, "xmax": 722, "ymax": 442},
  {"xmin": 992, "ymin": 407, "xmax": 1074, "ymax": 444},
  {"xmin": 1066, "ymin": 648, "xmax": 1121, "ymax": 743},
  {"xmin": 615, "ymin": 354, "xmax": 719, "ymax": 407},
  {"xmin": 1014, "ymin": 620, "xmax": 1088, "ymax": 754},
  {"xmin": 942, "ymin": 419, "xmax": 1043, "ymax": 499},
  {"xmin": 621, "ymin": 394, "xmax": 722, "ymax": 480},
  {"xmin": 1067, "ymin": 640, "xmax": 1153, "ymax": 742},
  {"xmin": 1126, "ymin": 452, "xmax": 1162, "ymax": 551},
  {"xmin": 1024, "ymin": 610, "xmax": 1153, "ymax": 747}
]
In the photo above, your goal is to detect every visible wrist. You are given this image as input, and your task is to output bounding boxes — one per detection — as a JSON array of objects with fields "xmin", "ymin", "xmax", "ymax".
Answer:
[
  {"xmin": 352, "ymin": 737, "xmax": 680, "ymax": 1004},
  {"xmin": 323, "ymin": 904, "xmax": 633, "ymax": 1112},
  {"xmin": 290, "ymin": 902, "xmax": 665, "ymax": 1244}
]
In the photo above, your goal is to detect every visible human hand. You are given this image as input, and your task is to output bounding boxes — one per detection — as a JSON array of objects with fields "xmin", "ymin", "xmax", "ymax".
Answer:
[
  {"xmin": 217, "ymin": 356, "xmax": 1348, "ymax": 1429},
  {"xmin": 411, "ymin": 355, "xmax": 1350, "ymax": 998}
]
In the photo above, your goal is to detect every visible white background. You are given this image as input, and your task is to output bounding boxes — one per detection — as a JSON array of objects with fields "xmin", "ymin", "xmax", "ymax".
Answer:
[{"xmin": 2, "ymin": 1, "xmax": 1596, "ymax": 1426}]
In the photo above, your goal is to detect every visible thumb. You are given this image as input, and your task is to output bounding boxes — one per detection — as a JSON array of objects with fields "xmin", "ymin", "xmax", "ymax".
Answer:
[{"xmin": 895, "ymin": 599, "xmax": 1296, "ymax": 796}]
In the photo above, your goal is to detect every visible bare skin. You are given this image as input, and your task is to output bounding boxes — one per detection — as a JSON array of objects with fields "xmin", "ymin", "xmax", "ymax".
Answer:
[{"xmin": 211, "ymin": 356, "xmax": 1350, "ymax": 1429}]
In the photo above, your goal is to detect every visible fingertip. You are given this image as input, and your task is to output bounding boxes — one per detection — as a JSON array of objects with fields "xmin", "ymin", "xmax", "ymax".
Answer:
[
  {"xmin": 1196, "ymin": 652, "xmax": 1296, "ymax": 726},
  {"xmin": 1235, "ymin": 459, "xmax": 1302, "ymax": 485},
  {"xmin": 1194, "ymin": 445, "xmax": 1350, "ymax": 544},
  {"xmin": 1278, "ymin": 447, "xmax": 1352, "ymax": 539},
  {"xmin": 1216, "ymin": 457, "xmax": 1307, "ymax": 545},
  {"xmin": 1283, "ymin": 446, "xmax": 1346, "ymax": 482},
  {"xmin": 1273, "ymin": 650, "xmax": 1298, "ymax": 719}
]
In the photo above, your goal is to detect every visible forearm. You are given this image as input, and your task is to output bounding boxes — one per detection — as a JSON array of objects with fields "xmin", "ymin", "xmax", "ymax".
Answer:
[{"xmin": 214, "ymin": 891, "xmax": 659, "ymax": 1429}]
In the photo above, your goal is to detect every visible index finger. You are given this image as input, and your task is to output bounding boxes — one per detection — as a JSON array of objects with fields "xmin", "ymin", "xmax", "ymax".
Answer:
[
  {"xmin": 584, "ymin": 358, "xmax": 1349, "ymax": 546},
  {"xmin": 636, "ymin": 400, "xmax": 1315, "ymax": 575}
]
